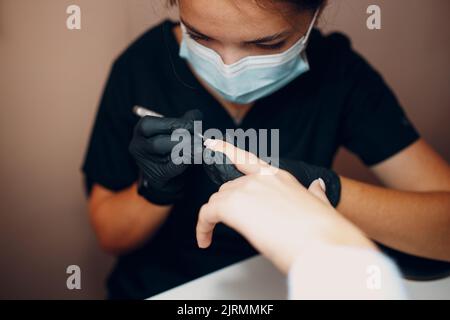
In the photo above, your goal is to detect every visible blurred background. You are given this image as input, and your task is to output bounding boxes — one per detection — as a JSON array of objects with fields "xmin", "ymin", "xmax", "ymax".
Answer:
[{"xmin": 0, "ymin": 0, "xmax": 448, "ymax": 299}]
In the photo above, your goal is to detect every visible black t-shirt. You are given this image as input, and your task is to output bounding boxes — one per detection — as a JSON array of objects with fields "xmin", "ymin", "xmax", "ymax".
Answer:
[{"xmin": 82, "ymin": 20, "xmax": 419, "ymax": 299}]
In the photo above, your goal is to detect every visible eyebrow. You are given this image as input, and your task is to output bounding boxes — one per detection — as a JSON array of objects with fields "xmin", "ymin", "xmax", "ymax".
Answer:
[
  {"xmin": 180, "ymin": 17, "xmax": 290, "ymax": 44},
  {"xmin": 244, "ymin": 31, "xmax": 290, "ymax": 45},
  {"xmin": 180, "ymin": 17, "xmax": 212, "ymax": 38}
]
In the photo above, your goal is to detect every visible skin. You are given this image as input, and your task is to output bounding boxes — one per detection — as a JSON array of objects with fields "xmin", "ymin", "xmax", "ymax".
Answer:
[
  {"xmin": 88, "ymin": 184, "xmax": 170, "ymax": 254},
  {"xmin": 197, "ymin": 139, "xmax": 376, "ymax": 274},
  {"xmin": 339, "ymin": 141, "xmax": 450, "ymax": 261},
  {"xmin": 88, "ymin": 0, "xmax": 450, "ymax": 262}
]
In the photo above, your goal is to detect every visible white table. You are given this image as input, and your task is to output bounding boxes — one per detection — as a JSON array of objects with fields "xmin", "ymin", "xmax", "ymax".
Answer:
[{"xmin": 149, "ymin": 255, "xmax": 450, "ymax": 300}]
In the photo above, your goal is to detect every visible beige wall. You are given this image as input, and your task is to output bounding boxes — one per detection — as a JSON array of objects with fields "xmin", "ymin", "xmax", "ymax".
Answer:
[{"xmin": 0, "ymin": 0, "xmax": 448, "ymax": 299}]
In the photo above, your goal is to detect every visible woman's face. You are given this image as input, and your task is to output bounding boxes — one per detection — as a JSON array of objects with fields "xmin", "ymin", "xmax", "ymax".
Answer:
[{"xmin": 178, "ymin": 0, "xmax": 314, "ymax": 64}]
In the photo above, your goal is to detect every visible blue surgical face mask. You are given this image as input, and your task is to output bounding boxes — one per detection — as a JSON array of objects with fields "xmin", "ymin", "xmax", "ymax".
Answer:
[{"xmin": 179, "ymin": 10, "xmax": 319, "ymax": 104}]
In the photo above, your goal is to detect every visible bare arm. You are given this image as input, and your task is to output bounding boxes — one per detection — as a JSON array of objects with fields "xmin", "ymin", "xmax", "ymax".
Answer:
[
  {"xmin": 337, "ymin": 139, "xmax": 450, "ymax": 261},
  {"xmin": 88, "ymin": 183, "xmax": 172, "ymax": 255}
]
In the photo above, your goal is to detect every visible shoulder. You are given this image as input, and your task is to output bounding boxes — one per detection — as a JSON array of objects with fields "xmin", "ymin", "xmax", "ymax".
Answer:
[
  {"xmin": 111, "ymin": 19, "xmax": 175, "ymax": 74},
  {"xmin": 307, "ymin": 29, "xmax": 392, "ymax": 105},
  {"xmin": 309, "ymin": 29, "xmax": 352, "ymax": 54},
  {"xmin": 308, "ymin": 29, "xmax": 369, "ymax": 79}
]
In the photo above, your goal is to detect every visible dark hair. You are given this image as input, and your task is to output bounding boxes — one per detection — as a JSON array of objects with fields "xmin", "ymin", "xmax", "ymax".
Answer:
[
  {"xmin": 280, "ymin": 0, "xmax": 326, "ymax": 11},
  {"xmin": 168, "ymin": 0, "xmax": 326, "ymax": 12}
]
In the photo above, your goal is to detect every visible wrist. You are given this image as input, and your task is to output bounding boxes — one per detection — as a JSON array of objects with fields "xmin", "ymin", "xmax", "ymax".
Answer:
[
  {"xmin": 279, "ymin": 223, "xmax": 376, "ymax": 274},
  {"xmin": 287, "ymin": 243, "xmax": 406, "ymax": 299}
]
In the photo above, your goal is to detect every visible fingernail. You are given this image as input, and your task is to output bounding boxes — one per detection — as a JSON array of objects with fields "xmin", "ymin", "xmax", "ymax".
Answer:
[
  {"xmin": 197, "ymin": 240, "xmax": 208, "ymax": 249},
  {"xmin": 204, "ymin": 139, "xmax": 217, "ymax": 149},
  {"xmin": 318, "ymin": 178, "xmax": 326, "ymax": 192}
]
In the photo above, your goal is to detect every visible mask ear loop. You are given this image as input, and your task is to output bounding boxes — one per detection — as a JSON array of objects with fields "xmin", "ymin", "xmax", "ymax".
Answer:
[
  {"xmin": 302, "ymin": 8, "xmax": 320, "ymax": 45},
  {"xmin": 297, "ymin": 8, "xmax": 320, "ymax": 70}
]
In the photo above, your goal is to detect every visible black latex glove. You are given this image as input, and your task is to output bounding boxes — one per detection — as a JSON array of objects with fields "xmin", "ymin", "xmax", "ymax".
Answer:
[
  {"xmin": 129, "ymin": 109, "xmax": 203, "ymax": 205},
  {"xmin": 203, "ymin": 150, "xmax": 341, "ymax": 207}
]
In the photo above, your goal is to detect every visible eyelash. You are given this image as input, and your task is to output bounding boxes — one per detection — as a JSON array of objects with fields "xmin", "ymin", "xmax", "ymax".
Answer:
[
  {"xmin": 187, "ymin": 33, "xmax": 210, "ymax": 42},
  {"xmin": 187, "ymin": 33, "xmax": 286, "ymax": 50},
  {"xmin": 255, "ymin": 42, "xmax": 286, "ymax": 50}
]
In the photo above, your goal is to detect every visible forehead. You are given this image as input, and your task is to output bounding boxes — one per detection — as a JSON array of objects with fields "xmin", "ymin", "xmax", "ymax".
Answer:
[{"xmin": 178, "ymin": 0, "xmax": 308, "ymax": 38}]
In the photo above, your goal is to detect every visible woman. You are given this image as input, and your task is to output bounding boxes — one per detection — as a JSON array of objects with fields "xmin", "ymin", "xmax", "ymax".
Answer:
[{"xmin": 82, "ymin": 0, "xmax": 450, "ymax": 299}]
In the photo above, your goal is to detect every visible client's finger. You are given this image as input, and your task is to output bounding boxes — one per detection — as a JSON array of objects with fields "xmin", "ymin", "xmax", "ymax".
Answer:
[
  {"xmin": 308, "ymin": 178, "xmax": 332, "ymax": 206},
  {"xmin": 204, "ymin": 139, "xmax": 275, "ymax": 175},
  {"xmin": 196, "ymin": 202, "xmax": 221, "ymax": 249}
]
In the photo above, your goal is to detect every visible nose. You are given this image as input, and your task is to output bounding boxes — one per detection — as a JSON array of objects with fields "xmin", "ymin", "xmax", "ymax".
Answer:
[{"xmin": 218, "ymin": 47, "xmax": 248, "ymax": 65}]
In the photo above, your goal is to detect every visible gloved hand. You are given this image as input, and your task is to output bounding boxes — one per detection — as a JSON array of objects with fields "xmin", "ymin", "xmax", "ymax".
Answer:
[
  {"xmin": 129, "ymin": 109, "xmax": 203, "ymax": 205},
  {"xmin": 203, "ymin": 149, "xmax": 341, "ymax": 207}
]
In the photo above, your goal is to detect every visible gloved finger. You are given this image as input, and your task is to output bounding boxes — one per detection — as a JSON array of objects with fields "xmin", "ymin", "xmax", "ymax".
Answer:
[
  {"xmin": 165, "ymin": 157, "xmax": 191, "ymax": 176},
  {"xmin": 144, "ymin": 133, "xmax": 193, "ymax": 155},
  {"xmin": 163, "ymin": 134, "xmax": 196, "ymax": 168},
  {"xmin": 137, "ymin": 115, "xmax": 197, "ymax": 138},
  {"xmin": 196, "ymin": 201, "xmax": 222, "ymax": 249},
  {"xmin": 203, "ymin": 149, "xmax": 244, "ymax": 186},
  {"xmin": 182, "ymin": 109, "xmax": 203, "ymax": 122},
  {"xmin": 159, "ymin": 109, "xmax": 203, "ymax": 135},
  {"xmin": 204, "ymin": 139, "xmax": 274, "ymax": 175}
]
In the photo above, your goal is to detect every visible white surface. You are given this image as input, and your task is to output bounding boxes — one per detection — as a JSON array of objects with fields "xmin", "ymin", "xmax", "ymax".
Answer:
[{"xmin": 149, "ymin": 255, "xmax": 450, "ymax": 300}]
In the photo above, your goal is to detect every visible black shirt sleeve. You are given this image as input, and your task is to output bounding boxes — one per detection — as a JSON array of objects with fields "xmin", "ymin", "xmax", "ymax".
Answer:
[
  {"xmin": 81, "ymin": 56, "xmax": 138, "ymax": 195},
  {"xmin": 335, "ymin": 34, "xmax": 420, "ymax": 166}
]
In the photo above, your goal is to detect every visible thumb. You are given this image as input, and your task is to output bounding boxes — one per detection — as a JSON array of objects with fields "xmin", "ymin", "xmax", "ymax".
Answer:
[
  {"xmin": 176, "ymin": 109, "xmax": 203, "ymax": 133},
  {"xmin": 203, "ymin": 139, "xmax": 274, "ymax": 175},
  {"xmin": 182, "ymin": 109, "xmax": 203, "ymax": 122},
  {"xmin": 308, "ymin": 178, "xmax": 332, "ymax": 206}
]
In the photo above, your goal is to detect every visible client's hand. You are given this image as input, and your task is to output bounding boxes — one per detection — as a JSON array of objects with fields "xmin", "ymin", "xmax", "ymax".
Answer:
[{"xmin": 196, "ymin": 139, "xmax": 376, "ymax": 274}]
